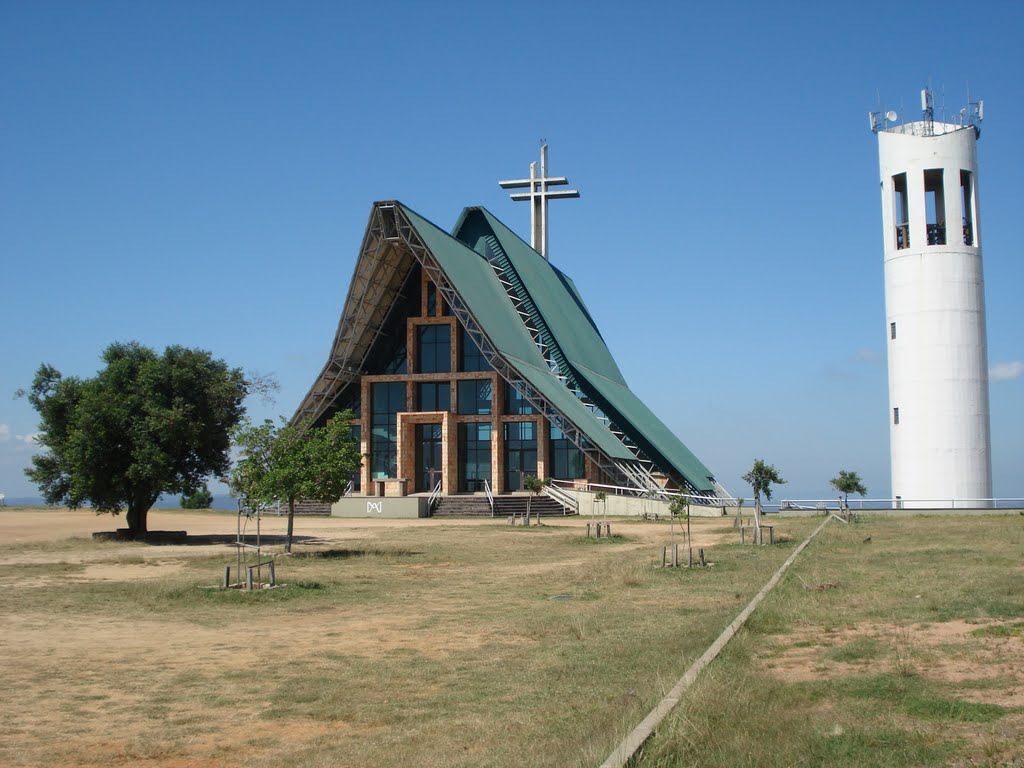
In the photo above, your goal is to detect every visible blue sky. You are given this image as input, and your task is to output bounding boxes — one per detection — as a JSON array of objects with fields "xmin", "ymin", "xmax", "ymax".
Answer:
[{"xmin": 1, "ymin": 1, "xmax": 1021, "ymax": 502}]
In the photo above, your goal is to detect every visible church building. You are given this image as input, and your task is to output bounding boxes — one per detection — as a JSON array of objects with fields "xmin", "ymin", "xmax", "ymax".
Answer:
[{"xmin": 294, "ymin": 198, "xmax": 722, "ymax": 515}]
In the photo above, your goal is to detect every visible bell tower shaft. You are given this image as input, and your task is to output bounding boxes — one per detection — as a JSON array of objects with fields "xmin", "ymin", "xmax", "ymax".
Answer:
[{"xmin": 874, "ymin": 93, "xmax": 993, "ymax": 508}]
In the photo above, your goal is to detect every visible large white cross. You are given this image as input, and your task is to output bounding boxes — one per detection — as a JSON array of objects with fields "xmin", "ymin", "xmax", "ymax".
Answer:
[{"xmin": 498, "ymin": 143, "xmax": 579, "ymax": 260}]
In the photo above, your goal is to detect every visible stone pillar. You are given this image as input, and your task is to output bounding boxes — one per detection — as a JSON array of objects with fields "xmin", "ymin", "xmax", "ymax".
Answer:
[
  {"xmin": 441, "ymin": 411, "xmax": 456, "ymax": 495},
  {"xmin": 536, "ymin": 417, "xmax": 549, "ymax": 480}
]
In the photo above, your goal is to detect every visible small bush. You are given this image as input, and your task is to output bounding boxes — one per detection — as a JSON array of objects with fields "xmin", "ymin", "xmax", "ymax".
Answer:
[{"xmin": 180, "ymin": 485, "xmax": 214, "ymax": 509}]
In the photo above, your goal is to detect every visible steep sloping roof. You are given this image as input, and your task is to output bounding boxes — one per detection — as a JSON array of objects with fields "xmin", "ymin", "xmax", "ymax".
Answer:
[
  {"xmin": 397, "ymin": 204, "xmax": 634, "ymax": 462},
  {"xmin": 296, "ymin": 200, "xmax": 717, "ymax": 494},
  {"xmin": 453, "ymin": 207, "xmax": 716, "ymax": 492}
]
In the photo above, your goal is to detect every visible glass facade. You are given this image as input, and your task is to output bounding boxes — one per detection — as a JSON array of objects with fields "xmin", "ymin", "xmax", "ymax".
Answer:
[
  {"xmin": 417, "ymin": 381, "xmax": 450, "ymax": 412},
  {"xmin": 327, "ymin": 386, "xmax": 361, "ymax": 420},
  {"xmin": 363, "ymin": 266, "xmax": 418, "ymax": 375},
  {"xmin": 417, "ymin": 325, "xmax": 451, "ymax": 374},
  {"xmin": 504, "ymin": 421, "xmax": 537, "ymax": 491},
  {"xmin": 549, "ymin": 425, "xmax": 584, "ymax": 480},
  {"xmin": 504, "ymin": 381, "xmax": 536, "ymax": 415},
  {"xmin": 458, "ymin": 423, "xmax": 491, "ymax": 492},
  {"xmin": 371, "ymin": 382, "xmax": 405, "ymax": 478},
  {"xmin": 460, "ymin": 326, "xmax": 489, "ymax": 372},
  {"xmin": 458, "ymin": 379, "xmax": 492, "ymax": 415}
]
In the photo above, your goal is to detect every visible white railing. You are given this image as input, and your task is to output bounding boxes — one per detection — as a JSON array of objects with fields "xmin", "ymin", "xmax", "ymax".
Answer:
[
  {"xmin": 428, "ymin": 479, "xmax": 443, "ymax": 513},
  {"xmin": 483, "ymin": 478, "xmax": 495, "ymax": 516},
  {"xmin": 775, "ymin": 497, "xmax": 1024, "ymax": 512},
  {"xmin": 543, "ymin": 483, "xmax": 579, "ymax": 515},
  {"xmin": 549, "ymin": 479, "xmax": 731, "ymax": 507},
  {"xmin": 343, "ymin": 480, "xmax": 354, "ymax": 497}
]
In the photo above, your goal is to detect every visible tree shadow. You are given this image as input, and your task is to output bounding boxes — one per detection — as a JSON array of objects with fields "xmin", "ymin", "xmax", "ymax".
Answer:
[
  {"xmin": 298, "ymin": 548, "xmax": 422, "ymax": 559},
  {"xmin": 92, "ymin": 531, "xmax": 327, "ymax": 547},
  {"xmin": 176, "ymin": 534, "xmax": 327, "ymax": 547}
]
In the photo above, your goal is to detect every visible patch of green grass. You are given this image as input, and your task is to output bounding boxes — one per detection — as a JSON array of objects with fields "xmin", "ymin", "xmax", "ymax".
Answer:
[
  {"xmin": 809, "ymin": 727, "xmax": 953, "ymax": 766},
  {"xmin": 0, "ymin": 561, "xmax": 86, "ymax": 578},
  {"xmin": 902, "ymin": 692, "xmax": 1007, "ymax": 722},
  {"xmin": 970, "ymin": 621, "xmax": 1024, "ymax": 638},
  {"xmin": 826, "ymin": 636, "xmax": 882, "ymax": 662},
  {"xmin": 572, "ymin": 534, "xmax": 630, "ymax": 545},
  {"xmin": 835, "ymin": 673, "xmax": 1007, "ymax": 721}
]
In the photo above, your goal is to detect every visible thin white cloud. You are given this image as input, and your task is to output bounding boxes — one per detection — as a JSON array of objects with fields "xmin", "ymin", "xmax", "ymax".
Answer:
[
  {"xmin": 16, "ymin": 432, "xmax": 41, "ymax": 446},
  {"xmin": 990, "ymin": 361, "xmax": 1024, "ymax": 382},
  {"xmin": 0, "ymin": 424, "xmax": 10, "ymax": 442}
]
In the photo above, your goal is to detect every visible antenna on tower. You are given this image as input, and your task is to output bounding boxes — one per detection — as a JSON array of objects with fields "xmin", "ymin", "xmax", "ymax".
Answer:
[{"xmin": 921, "ymin": 86, "xmax": 934, "ymax": 135}]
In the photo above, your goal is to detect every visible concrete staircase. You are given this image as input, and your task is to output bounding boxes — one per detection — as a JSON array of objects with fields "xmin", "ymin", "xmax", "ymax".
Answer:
[{"xmin": 432, "ymin": 495, "xmax": 574, "ymax": 518}]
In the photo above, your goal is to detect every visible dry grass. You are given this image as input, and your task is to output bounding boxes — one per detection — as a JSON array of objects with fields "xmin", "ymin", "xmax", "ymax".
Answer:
[
  {"xmin": 640, "ymin": 514, "xmax": 1024, "ymax": 767},
  {"xmin": 0, "ymin": 508, "xmax": 818, "ymax": 767}
]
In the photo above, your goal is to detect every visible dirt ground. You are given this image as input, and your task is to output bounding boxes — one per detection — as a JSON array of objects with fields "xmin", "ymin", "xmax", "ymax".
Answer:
[
  {"xmin": 0, "ymin": 506, "xmax": 730, "ymax": 566},
  {"xmin": 0, "ymin": 506, "xmax": 743, "ymax": 768},
  {"xmin": 764, "ymin": 619, "xmax": 1024, "ymax": 706}
]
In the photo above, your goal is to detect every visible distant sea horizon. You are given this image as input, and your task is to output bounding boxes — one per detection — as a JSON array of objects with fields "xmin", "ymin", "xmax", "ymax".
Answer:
[{"xmin": 1, "ymin": 495, "xmax": 240, "ymax": 511}]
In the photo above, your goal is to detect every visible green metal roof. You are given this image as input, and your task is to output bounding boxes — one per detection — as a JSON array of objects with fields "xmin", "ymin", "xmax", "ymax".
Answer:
[
  {"xmin": 453, "ymin": 207, "xmax": 716, "ymax": 492},
  {"xmin": 397, "ymin": 204, "xmax": 634, "ymax": 462}
]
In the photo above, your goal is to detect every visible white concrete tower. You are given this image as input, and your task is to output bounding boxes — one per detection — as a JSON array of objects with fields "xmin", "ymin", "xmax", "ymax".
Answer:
[{"xmin": 872, "ymin": 89, "xmax": 992, "ymax": 508}]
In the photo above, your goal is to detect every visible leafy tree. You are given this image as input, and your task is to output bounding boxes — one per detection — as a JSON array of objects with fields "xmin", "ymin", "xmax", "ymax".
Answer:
[
  {"xmin": 669, "ymin": 492, "xmax": 691, "ymax": 546},
  {"xmin": 590, "ymin": 489, "xmax": 607, "ymax": 527},
  {"xmin": 23, "ymin": 342, "xmax": 249, "ymax": 538},
  {"xmin": 523, "ymin": 474, "xmax": 546, "ymax": 525},
  {"xmin": 742, "ymin": 459, "xmax": 786, "ymax": 518},
  {"xmin": 230, "ymin": 414, "xmax": 359, "ymax": 552},
  {"xmin": 830, "ymin": 470, "xmax": 867, "ymax": 509},
  {"xmin": 181, "ymin": 484, "xmax": 214, "ymax": 509}
]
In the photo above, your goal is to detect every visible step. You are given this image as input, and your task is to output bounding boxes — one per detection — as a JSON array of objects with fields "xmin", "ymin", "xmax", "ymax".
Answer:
[{"xmin": 432, "ymin": 495, "xmax": 575, "ymax": 518}]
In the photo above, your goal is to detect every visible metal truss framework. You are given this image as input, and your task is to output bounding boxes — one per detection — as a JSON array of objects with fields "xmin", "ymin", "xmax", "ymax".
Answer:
[
  {"xmin": 478, "ymin": 229, "xmax": 708, "ymax": 499},
  {"xmin": 295, "ymin": 202, "xmax": 720, "ymax": 500}
]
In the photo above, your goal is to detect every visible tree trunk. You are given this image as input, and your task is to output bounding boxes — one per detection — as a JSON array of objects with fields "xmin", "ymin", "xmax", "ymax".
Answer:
[
  {"xmin": 286, "ymin": 496, "xmax": 295, "ymax": 553},
  {"xmin": 126, "ymin": 493, "xmax": 154, "ymax": 539}
]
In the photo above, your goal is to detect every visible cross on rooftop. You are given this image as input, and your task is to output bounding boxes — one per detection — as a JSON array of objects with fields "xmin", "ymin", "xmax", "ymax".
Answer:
[{"xmin": 498, "ymin": 143, "xmax": 579, "ymax": 260}]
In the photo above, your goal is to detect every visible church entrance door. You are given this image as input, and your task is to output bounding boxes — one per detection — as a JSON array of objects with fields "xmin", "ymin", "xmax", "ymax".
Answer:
[{"xmin": 415, "ymin": 424, "xmax": 443, "ymax": 493}]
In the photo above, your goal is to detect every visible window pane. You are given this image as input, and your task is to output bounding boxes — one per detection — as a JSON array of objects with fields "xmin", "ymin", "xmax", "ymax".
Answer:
[
  {"xmin": 458, "ymin": 423, "xmax": 492, "ymax": 492},
  {"xmin": 460, "ymin": 326, "xmax": 489, "ymax": 372},
  {"xmin": 371, "ymin": 382, "xmax": 405, "ymax": 478},
  {"xmin": 426, "ymin": 282, "xmax": 437, "ymax": 316},
  {"xmin": 417, "ymin": 382, "xmax": 450, "ymax": 412},
  {"xmin": 504, "ymin": 381, "xmax": 536, "ymax": 415},
  {"xmin": 549, "ymin": 425, "xmax": 584, "ymax": 480},
  {"xmin": 458, "ymin": 379, "xmax": 492, "ymax": 415},
  {"xmin": 417, "ymin": 325, "xmax": 451, "ymax": 374}
]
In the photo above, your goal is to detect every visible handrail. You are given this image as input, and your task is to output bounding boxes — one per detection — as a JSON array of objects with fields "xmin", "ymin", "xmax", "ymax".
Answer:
[
  {"xmin": 483, "ymin": 478, "xmax": 495, "ymax": 516},
  {"xmin": 543, "ymin": 483, "xmax": 578, "ymax": 515},
  {"xmin": 428, "ymin": 479, "xmax": 443, "ymax": 513},
  {"xmin": 343, "ymin": 480, "xmax": 354, "ymax": 497},
  {"xmin": 548, "ymin": 479, "xmax": 730, "ymax": 507},
  {"xmin": 776, "ymin": 497, "xmax": 1024, "ymax": 512}
]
